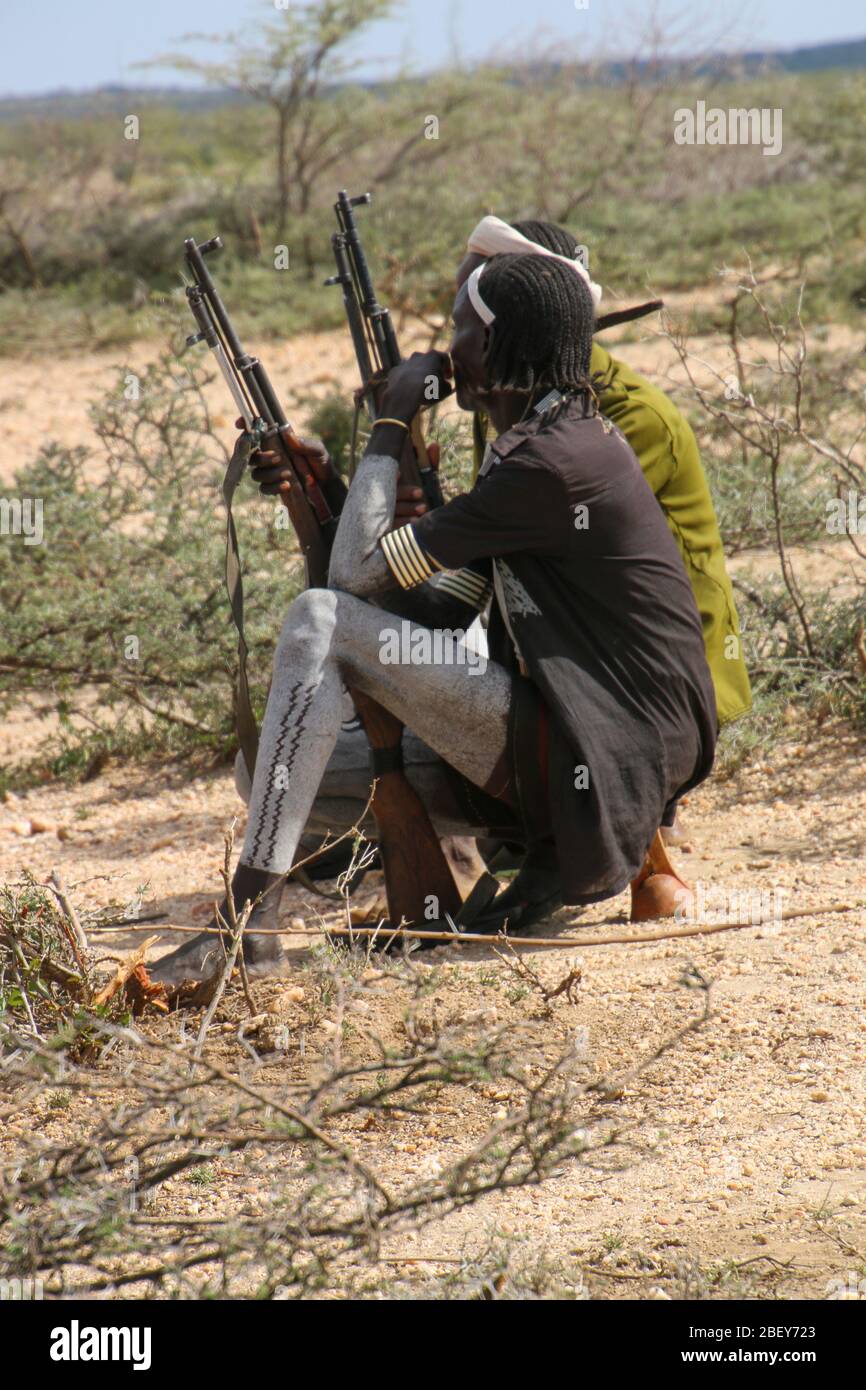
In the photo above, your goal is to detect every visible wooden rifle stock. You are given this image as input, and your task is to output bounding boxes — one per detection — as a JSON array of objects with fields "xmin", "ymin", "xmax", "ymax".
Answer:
[
  {"xmin": 267, "ymin": 424, "xmax": 335, "ymax": 588},
  {"xmin": 348, "ymin": 690, "xmax": 462, "ymax": 928}
]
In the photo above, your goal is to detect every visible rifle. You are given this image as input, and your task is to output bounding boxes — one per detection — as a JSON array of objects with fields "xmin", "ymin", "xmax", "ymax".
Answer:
[
  {"xmin": 183, "ymin": 234, "xmax": 339, "ymax": 776},
  {"xmin": 324, "ymin": 192, "xmax": 465, "ymax": 930},
  {"xmin": 326, "ymin": 190, "xmax": 444, "ymax": 510},
  {"xmin": 184, "ymin": 231, "xmax": 463, "ymax": 930}
]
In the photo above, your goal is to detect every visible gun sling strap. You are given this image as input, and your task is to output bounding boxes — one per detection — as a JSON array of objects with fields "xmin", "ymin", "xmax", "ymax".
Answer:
[{"xmin": 222, "ymin": 432, "xmax": 260, "ymax": 781}]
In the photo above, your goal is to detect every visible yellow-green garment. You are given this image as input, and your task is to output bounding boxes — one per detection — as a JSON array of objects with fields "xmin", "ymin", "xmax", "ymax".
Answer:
[{"xmin": 472, "ymin": 342, "xmax": 751, "ymax": 726}]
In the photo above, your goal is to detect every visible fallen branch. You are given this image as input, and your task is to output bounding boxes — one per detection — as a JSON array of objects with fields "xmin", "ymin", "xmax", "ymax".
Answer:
[
  {"xmin": 292, "ymin": 901, "xmax": 861, "ymax": 948},
  {"xmin": 89, "ymin": 900, "xmax": 861, "ymax": 950},
  {"xmin": 91, "ymin": 911, "xmax": 168, "ymax": 931}
]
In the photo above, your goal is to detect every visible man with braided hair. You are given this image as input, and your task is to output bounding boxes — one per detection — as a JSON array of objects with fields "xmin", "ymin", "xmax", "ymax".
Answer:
[
  {"xmin": 152, "ymin": 250, "xmax": 716, "ymax": 983},
  {"xmin": 383, "ymin": 216, "xmax": 751, "ymax": 930},
  {"xmin": 450, "ymin": 216, "xmax": 751, "ymax": 740}
]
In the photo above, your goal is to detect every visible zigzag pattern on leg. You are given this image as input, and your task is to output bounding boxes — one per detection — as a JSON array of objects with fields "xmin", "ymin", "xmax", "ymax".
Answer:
[
  {"xmin": 247, "ymin": 679, "xmax": 306, "ymax": 867},
  {"xmin": 258, "ymin": 682, "xmax": 317, "ymax": 869}
]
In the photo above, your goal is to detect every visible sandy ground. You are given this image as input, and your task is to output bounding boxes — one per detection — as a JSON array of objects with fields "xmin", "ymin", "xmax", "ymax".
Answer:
[
  {"xmin": 2, "ymin": 327, "xmax": 865, "ymax": 1298},
  {"xmin": 2, "ymin": 718, "xmax": 864, "ymax": 1299},
  {"xmin": 0, "ymin": 326, "xmax": 437, "ymax": 484}
]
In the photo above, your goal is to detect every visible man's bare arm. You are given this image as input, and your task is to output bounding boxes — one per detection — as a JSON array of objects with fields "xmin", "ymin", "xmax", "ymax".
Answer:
[{"xmin": 327, "ymin": 451, "xmax": 401, "ymax": 598}]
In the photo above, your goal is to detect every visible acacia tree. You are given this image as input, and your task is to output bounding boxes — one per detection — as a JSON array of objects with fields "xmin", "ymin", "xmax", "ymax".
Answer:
[{"xmin": 147, "ymin": 0, "xmax": 416, "ymax": 270}]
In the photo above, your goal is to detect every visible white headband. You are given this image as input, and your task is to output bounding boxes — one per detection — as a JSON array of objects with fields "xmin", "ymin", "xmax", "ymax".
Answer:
[
  {"xmin": 467, "ymin": 262, "xmax": 495, "ymax": 325},
  {"xmin": 466, "ymin": 213, "xmax": 602, "ymax": 308}
]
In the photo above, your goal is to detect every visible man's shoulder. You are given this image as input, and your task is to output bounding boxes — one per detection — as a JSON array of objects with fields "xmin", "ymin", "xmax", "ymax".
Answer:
[
  {"xmin": 597, "ymin": 349, "xmax": 696, "ymax": 447},
  {"xmin": 484, "ymin": 411, "xmax": 642, "ymax": 523},
  {"xmin": 491, "ymin": 402, "xmax": 616, "ymax": 472}
]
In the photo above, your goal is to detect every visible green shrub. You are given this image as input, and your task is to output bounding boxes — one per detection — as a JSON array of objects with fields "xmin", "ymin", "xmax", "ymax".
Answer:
[{"xmin": 0, "ymin": 353, "xmax": 303, "ymax": 785}]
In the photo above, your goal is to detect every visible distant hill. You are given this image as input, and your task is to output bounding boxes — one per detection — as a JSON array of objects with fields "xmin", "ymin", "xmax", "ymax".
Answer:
[
  {"xmin": 595, "ymin": 35, "xmax": 866, "ymax": 83},
  {"xmin": 752, "ymin": 35, "xmax": 866, "ymax": 72},
  {"xmin": 1, "ymin": 34, "xmax": 865, "ymax": 121},
  {"xmin": 0, "ymin": 84, "xmax": 246, "ymax": 122}
]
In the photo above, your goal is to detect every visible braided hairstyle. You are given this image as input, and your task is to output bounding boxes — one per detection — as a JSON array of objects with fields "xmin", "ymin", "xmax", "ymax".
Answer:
[
  {"xmin": 509, "ymin": 219, "xmax": 581, "ymax": 261},
  {"xmin": 477, "ymin": 252, "xmax": 596, "ymax": 408},
  {"xmin": 509, "ymin": 218, "xmax": 613, "ymax": 398}
]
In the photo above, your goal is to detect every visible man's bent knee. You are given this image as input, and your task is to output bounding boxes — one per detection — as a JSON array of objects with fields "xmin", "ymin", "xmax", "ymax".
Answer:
[{"xmin": 271, "ymin": 588, "xmax": 344, "ymax": 679}]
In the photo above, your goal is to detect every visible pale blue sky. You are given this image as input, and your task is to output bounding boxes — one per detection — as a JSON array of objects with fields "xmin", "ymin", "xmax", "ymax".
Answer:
[{"xmin": 1, "ymin": 0, "xmax": 864, "ymax": 97}]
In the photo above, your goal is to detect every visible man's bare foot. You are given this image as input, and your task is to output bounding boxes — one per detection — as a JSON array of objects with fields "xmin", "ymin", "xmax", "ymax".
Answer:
[
  {"xmin": 150, "ymin": 864, "xmax": 287, "ymax": 986},
  {"xmin": 149, "ymin": 905, "xmax": 287, "ymax": 987},
  {"xmin": 149, "ymin": 927, "xmax": 225, "ymax": 986}
]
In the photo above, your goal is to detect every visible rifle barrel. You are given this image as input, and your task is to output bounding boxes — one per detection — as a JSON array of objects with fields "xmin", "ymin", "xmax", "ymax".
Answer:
[
  {"xmin": 330, "ymin": 233, "xmax": 378, "ymax": 418},
  {"xmin": 184, "ymin": 236, "xmax": 291, "ymax": 432},
  {"xmin": 187, "ymin": 288, "xmax": 256, "ymax": 429},
  {"xmin": 184, "ymin": 238, "xmax": 245, "ymax": 362},
  {"xmin": 183, "ymin": 233, "xmax": 336, "ymax": 535},
  {"xmin": 334, "ymin": 191, "xmax": 401, "ymax": 372},
  {"xmin": 328, "ymin": 193, "xmax": 444, "ymax": 505}
]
